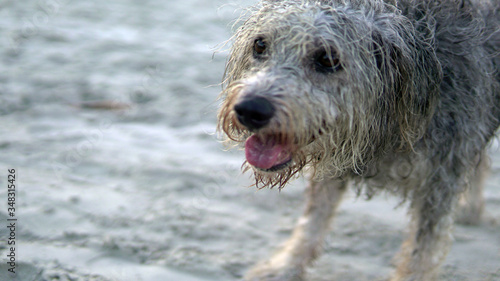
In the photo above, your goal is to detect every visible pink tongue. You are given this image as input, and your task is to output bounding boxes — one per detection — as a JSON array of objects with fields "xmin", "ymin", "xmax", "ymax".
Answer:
[{"xmin": 245, "ymin": 135, "xmax": 290, "ymax": 170}]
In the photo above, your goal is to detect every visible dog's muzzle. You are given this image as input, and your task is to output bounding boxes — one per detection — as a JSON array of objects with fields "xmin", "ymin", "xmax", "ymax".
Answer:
[{"xmin": 232, "ymin": 97, "xmax": 294, "ymax": 171}]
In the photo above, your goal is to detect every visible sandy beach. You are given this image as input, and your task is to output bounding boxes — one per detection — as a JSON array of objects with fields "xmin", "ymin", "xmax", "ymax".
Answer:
[{"xmin": 0, "ymin": 0, "xmax": 499, "ymax": 280}]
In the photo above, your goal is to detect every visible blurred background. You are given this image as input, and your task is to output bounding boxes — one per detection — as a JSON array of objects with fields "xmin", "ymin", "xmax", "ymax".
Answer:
[{"xmin": 0, "ymin": 0, "xmax": 499, "ymax": 280}]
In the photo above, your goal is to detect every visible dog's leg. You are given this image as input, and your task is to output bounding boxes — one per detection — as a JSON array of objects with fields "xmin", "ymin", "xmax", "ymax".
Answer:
[
  {"xmin": 245, "ymin": 177, "xmax": 347, "ymax": 281},
  {"xmin": 455, "ymin": 153, "xmax": 488, "ymax": 225},
  {"xmin": 392, "ymin": 183, "xmax": 457, "ymax": 281}
]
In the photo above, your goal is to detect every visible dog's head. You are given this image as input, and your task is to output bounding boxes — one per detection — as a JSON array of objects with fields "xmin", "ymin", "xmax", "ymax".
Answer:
[{"xmin": 218, "ymin": 0, "xmax": 441, "ymax": 188}]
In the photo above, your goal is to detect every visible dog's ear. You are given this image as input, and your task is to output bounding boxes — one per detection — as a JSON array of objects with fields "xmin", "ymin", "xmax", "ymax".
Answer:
[{"xmin": 372, "ymin": 25, "xmax": 442, "ymax": 148}]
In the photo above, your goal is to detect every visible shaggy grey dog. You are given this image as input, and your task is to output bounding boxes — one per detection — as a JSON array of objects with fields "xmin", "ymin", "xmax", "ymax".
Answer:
[{"xmin": 218, "ymin": 0, "xmax": 499, "ymax": 280}]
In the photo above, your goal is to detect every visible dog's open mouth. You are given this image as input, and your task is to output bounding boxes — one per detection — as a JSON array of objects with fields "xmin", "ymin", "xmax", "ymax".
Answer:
[{"xmin": 245, "ymin": 135, "xmax": 293, "ymax": 172}]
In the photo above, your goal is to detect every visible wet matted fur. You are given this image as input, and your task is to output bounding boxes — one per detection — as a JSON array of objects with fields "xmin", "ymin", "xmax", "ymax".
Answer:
[{"xmin": 217, "ymin": 0, "xmax": 499, "ymax": 280}]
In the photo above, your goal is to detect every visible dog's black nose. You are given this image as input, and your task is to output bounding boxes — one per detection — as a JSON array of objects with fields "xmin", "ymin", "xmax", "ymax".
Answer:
[{"xmin": 234, "ymin": 97, "xmax": 274, "ymax": 131}]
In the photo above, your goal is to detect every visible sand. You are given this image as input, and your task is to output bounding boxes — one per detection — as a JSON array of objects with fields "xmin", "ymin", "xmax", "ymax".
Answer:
[{"xmin": 0, "ymin": 0, "xmax": 498, "ymax": 280}]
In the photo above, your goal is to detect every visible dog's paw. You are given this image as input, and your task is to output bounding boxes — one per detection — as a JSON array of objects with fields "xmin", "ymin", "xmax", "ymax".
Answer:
[{"xmin": 244, "ymin": 262, "xmax": 304, "ymax": 281}]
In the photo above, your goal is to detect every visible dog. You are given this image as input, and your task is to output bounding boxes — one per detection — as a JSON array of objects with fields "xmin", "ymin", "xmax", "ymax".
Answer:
[{"xmin": 218, "ymin": 0, "xmax": 499, "ymax": 280}]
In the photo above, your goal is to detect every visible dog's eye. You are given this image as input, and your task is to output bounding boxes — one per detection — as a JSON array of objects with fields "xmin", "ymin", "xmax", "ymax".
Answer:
[
  {"xmin": 315, "ymin": 51, "xmax": 342, "ymax": 73},
  {"xmin": 253, "ymin": 38, "xmax": 267, "ymax": 56}
]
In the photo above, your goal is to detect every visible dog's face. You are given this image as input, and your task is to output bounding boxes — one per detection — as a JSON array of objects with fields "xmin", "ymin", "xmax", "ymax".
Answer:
[{"xmin": 218, "ymin": 0, "xmax": 440, "ymax": 188}]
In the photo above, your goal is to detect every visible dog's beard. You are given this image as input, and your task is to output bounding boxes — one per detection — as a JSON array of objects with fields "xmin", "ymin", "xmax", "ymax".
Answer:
[
  {"xmin": 218, "ymin": 95, "xmax": 350, "ymax": 189},
  {"xmin": 244, "ymin": 148, "xmax": 309, "ymax": 189}
]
